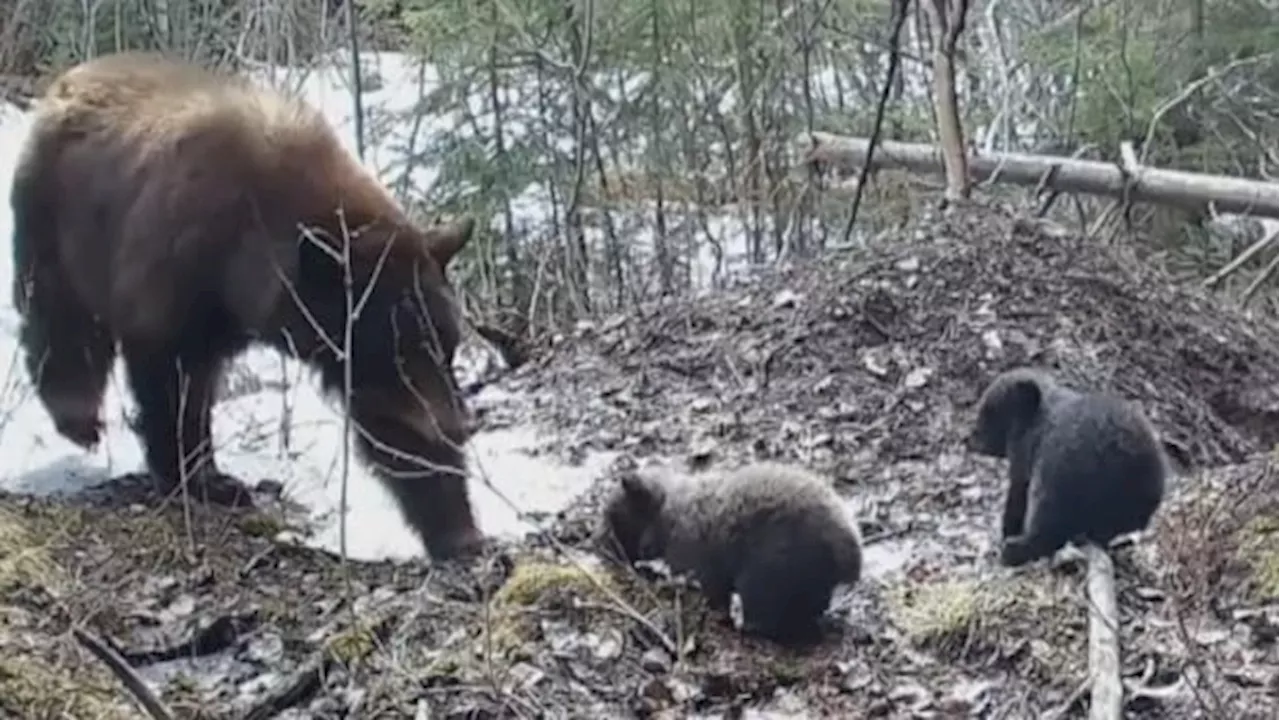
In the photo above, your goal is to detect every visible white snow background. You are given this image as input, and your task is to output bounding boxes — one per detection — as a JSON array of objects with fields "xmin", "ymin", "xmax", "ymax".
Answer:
[{"xmin": 0, "ymin": 52, "xmax": 647, "ymax": 562}]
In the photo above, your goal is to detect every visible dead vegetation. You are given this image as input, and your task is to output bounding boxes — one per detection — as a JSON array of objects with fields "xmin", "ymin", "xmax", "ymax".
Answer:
[{"xmin": 0, "ymin": 196, "xmax": 1276, "ymax": 718}]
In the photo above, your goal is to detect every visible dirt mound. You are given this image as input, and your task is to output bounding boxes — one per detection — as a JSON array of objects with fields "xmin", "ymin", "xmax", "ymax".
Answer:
[
  {"xmin": 488, "ymin": 197, "xmax": 1280, "ymax": 718},
  {"xmin": 516, "ymin": 197, "xmax": 1277, "ymax": 474}
]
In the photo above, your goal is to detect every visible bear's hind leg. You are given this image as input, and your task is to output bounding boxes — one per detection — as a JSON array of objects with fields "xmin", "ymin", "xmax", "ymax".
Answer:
[
  {"xmin": 121, "ymin": 345, "xmax": 250, "ymax": 507},
  {"xmin": 15, "ymin": 261, "xmax": 117, "ymax": 450}
]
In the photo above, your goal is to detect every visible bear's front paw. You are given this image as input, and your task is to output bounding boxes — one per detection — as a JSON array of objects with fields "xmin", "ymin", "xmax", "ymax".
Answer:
[
  {"xmin": 998, "ymin": 538, "xmax": 1031, "ymax": 568},
  {"xmin": 55, "ymin": 415, "xmax": 103, "ymax": 450}
]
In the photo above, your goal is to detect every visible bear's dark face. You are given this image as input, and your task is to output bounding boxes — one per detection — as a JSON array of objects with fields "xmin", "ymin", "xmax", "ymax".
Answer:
[
  {"xmin": 967, "ymin": 376, "xmax": 1043, "ymax": 458},
  {"xmin": 337, "ymin": 218, "xmax": 481, "ymax": 559},
  {"xmin": 597, "ymin": 472, "xmax": 667, "ymax": 564},
  {"xmin": 344, "ymin": 218, "xmax": 476, "ymax": 449},
  {"xmin": 389, "ymin": 255, "xmax": 470, "ymax": 438}
]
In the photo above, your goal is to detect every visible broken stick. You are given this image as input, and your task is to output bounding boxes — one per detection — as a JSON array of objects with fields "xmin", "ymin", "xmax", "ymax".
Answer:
[
  {"xmin": 1084, "ymin": 543, "xmax": 1123, "ymax": 720},
  {"xmin": 72, "ymin": 627, "xmax": 178, "ymax": 720}
]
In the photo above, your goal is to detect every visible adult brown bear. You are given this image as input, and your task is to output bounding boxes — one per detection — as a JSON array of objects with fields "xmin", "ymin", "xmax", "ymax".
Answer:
[{"xmin": 9, "ymin": 51, "xmax": 485, "ymax": 560}]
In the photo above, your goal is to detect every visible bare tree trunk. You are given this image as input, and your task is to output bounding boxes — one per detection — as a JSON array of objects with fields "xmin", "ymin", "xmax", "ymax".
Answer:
[
  {"xmin": 732, "ymin": 8, "xmax": 764, "ymax": 263},
  {"xmin": 487, "ymin": 1, "xmax": 524, "ymax": 323},
  {"xmin": 648, "ymin": 0, "xmax": 672, "ymax": 296},
  {"xmin": 562, "ymin": 0, "xmax": 595, "ymax": 318},
  {"xmin": 922, "ymin": 0, "xmax": 971, "ymax": 201}
]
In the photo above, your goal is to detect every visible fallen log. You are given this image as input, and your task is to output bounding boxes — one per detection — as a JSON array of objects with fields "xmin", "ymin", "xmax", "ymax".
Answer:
[
  {"xmin": 802, "ymin": 132, "xmax": 1280, "ymax": 219},
  {"xmin": 1083, "ymin": 543, "xmax": 1123, "ymax": 720}
]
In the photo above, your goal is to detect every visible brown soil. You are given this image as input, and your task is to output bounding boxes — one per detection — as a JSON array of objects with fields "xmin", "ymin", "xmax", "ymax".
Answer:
[{"xmin": 2, "ymin": 197, "xmax": 1276, "ymax": 719}]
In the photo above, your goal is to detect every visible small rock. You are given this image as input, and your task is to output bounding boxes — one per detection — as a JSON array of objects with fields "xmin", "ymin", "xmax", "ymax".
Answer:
[
  {"xmin": 639, "ymin": 677, "xmax": 675, "ymax": 706},
  {"xmin": 587, "ymin": 629, "xmax": 624, "ymax": 660},
  {"xmin": 1134, "ymin": 586, "xmax": 1165, "ymax": 602},
  {"xmin": 861, "ymin": 352, "xmax": 890, "ymax": 377},
  {"xmin": 244, "ymin": 632, "xmax": 285, "ymax": 664},
  {"xmin": 771, "ymin": 289, "xmax": 803, "ymax": 309},
  {"xmin": 504, "ymin": 662, "xmax": 545, "ymax": 692},
  {"xmin": 641, "ymin": 647, "xmax": 672, "ymax": 674},
  {"xmin": 255, "ymin": 479, "xmax": 285, "ymax": 497},
  {"xmin": 981, "ymin": 329, "xmax": 1003, "ymax": 357},
  {"xmin": 159, "ymin": 593, "xmax": 197, "ymax": 623},
  {"xmin": 896, "ymin": 256, "xmax": 921, "ymax": 272},
  {"xmin": 668, "ymin": 677, "xmax": 699, "ymax": 703},
  {"xmin": 902, "ymin": 367, "xmax": 933, "ymax": 389}
]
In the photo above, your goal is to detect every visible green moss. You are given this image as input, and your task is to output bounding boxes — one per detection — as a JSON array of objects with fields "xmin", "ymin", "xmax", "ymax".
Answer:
[
  {"xmin": 0, "ymin": 655, "xmax": 132, "ymax": 720},
  {"xmin": 238, "ymin": 512, "xmax": 291, "ymax": 539},
  {"xmin": 325, "ymin": 623, "xmax": 379, "ymax": 664},
  {"xmin": 769, "ymin": 655, "xmax": 807, "ymax": 684},
  {"xmin": 890, "ymin": 578, "xmax": 985, "ymax": 646},
  {"xmin": 888, "ymin": 575, "xmax": 1062, "ymax": 658},
  {"xmin": 493, "ymin": 560, "xmax": 618, "ymax": 607},
  {"xmin": 481, "ymin": 559, "xmax": 619, "ymax": 660},
  {"xmin": 1238, "ymin": 514, "xmax": 1279, "ymax": 601},
  {"xmin": 0, "ymin": 507, "xmax": 65, "ymax": 594}
]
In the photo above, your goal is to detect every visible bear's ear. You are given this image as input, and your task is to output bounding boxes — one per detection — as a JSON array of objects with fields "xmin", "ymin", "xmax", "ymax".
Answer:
[
  {"xmin": 620, "ymin": 469, "xmax": 664, "ymax": 508},
  {"xmin": 1005, "ymin": 376, "xmax": 1044, "ymax": 420},
  {"xmin": 422, "ymin": 216, "xmax": 474, "ymax": 269}
]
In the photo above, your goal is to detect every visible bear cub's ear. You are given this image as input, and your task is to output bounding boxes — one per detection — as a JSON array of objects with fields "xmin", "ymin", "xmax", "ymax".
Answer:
[
  {"xmin": 1004, "ymin": 376, "xmax": 1044, "ymax": 419},
  {"xmin": 619, "ymin": 468, "xmax": 667, "ymax": 510},
  {"xmin": 422, "ymin": 216, "xmax": 475, "ymax": 268}
]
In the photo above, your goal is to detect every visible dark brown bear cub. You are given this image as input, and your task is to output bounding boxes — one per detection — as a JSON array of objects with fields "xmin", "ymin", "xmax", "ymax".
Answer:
[
  {"xmin": 967, "ymin": 367, "xmax": 1170, "ymax": 567},
  {"xmin": 596, "ymin": 461, "xmax": 863, "ymax": 646},
  {"xmin": 10, "ymin": 51, "xmax": 483, "ymax": 561}
]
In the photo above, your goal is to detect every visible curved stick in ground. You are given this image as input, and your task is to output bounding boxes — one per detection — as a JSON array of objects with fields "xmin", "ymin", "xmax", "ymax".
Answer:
[{"xmin": 72, "ymin": 627, "xmax": 178, "ymax": 720}]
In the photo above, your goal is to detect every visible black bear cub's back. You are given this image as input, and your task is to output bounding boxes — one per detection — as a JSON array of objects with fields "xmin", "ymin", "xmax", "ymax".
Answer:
[{"xmin": 969, "ymin": 367, "xmax": 1171, "ymax": 567}]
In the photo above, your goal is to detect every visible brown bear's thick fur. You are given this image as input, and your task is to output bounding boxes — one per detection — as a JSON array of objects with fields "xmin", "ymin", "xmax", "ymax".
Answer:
[
  {"xmin": 9, "ymin": 51, "xmax": 483, "ymax": 560},
  {"xmin": 596, "ymin": 461, "xmax": 863, "ymax": 646}
]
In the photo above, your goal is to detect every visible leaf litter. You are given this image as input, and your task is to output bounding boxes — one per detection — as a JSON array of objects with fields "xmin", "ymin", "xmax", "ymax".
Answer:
[{"xmin": 1, "ymin": 197, "xmax": 1276, "ymax": 719}]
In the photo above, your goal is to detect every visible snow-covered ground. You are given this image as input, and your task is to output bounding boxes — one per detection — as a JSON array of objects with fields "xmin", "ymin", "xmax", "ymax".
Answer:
[{"xmin": 0, "ymin": 53, "xmax": 635, "ymax": 563}]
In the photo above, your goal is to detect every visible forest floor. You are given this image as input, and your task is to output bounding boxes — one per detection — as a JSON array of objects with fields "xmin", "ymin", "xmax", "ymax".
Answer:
[{"xmin": 1, "ymin": 197, "xmax": 1277, "ymax": 720}]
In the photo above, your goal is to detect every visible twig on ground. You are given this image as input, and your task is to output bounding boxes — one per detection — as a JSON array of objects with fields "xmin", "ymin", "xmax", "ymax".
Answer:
[
  {"xmin": 862, "ymin": 525, "xmax": 913, "ymax": 546},
  {"xmin": 72, "ymin": 627, "xmax": 178, "ymax": 720}
]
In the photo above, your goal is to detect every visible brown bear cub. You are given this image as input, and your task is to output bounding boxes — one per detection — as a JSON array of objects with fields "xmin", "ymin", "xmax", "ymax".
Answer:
[
  {"xmin": 967, "ymin": 367, "xmax": 1171, "ymax": 567},
  {"xmin": 596, "ymin": 461, "xmax": 863, "ymax": 646},
  {"xmin": 10, "ymin": 51, "xmax": 483, "ymax": 561}
]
